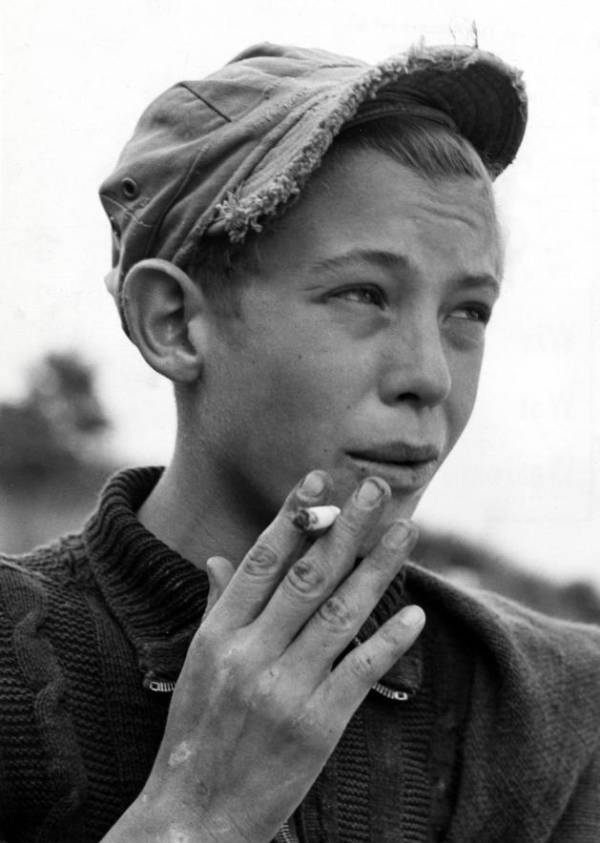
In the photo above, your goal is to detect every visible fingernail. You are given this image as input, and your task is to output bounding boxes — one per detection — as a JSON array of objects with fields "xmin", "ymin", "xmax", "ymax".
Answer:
[
  {"xmin": 398, "ymin": 605, "xmax": 425, "ymax": 627},
  {"xmin": 383, "ymin": 520, "xmax": 417, "ymax": 550},
  {"xmin": 299, "ymin": 470, "xmax": 326, "ymax": 498},
  {"xmin": 355, "ymin": 478, "xmax": 387, "ymax": 507}
]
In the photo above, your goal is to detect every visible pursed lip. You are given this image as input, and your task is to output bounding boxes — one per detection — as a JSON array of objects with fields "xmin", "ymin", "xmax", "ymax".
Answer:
[
  {"xmin": 346, "ymin": 443, "xmax": 441, "ymax": 490},
  {"xmin": 348, "ymin": 442, "xmax": 440, "ymax": 464}
]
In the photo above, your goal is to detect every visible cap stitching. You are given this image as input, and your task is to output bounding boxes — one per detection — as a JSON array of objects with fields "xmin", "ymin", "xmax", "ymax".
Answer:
[
  {"xmin": 179, "ymin": 82, "xmax": 233, "ymax": 123},
  {"xmin": 101, "ymin": 195, "xmax": 154, "ymax": 229}
]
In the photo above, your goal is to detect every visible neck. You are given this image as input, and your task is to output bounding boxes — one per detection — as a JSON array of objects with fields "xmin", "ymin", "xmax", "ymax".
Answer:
[{"xmin": 137, "ymin": 442, "xmax": 266, "ymax": 572}]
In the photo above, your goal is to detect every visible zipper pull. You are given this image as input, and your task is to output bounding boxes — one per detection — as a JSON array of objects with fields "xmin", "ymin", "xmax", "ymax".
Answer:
[
  {"xmin": 276, "ymin": 818, "xmax": 299, "ymax": 843},
  {"xmin": 146, "ymin": 678, "xmax": 176, "ymax": 693}
]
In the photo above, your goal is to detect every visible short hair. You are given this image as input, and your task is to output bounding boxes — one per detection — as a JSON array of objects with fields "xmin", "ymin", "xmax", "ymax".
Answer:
[{"xmin": 184, "ymin": 115, "xmax": 497, "ymax": 318}]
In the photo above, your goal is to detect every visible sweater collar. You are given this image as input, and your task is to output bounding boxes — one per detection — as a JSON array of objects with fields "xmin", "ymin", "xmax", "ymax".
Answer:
[
  {"xmin": 84, "ymin": 467, "xmax": 209, "ymax": 685},
  {"xmin": 84, "ymin": 467, "xmax": 421, "ymax": 692}
]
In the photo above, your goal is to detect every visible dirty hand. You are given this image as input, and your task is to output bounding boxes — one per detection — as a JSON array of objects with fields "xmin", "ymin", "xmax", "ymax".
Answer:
[{"xmin": 106, "ymin": 471, "xmax": 424, "ymax": 842}]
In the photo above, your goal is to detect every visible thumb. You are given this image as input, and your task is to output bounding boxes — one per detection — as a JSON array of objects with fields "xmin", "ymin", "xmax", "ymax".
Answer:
[{"xmin": 204, "ymin": 555, "xmax": 236, "ymax": 617}]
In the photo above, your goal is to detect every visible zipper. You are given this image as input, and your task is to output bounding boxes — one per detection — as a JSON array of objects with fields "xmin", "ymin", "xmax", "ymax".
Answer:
[
  {"xmin": 147, "ymin": 678, "xmax": 176, "ymax": 692},
  {"xmin": 371, "ymin": 681, "xmax": 410, "ymax": 701},
  {"xmin": 276, "ymin": 819, "xmax": 298, "ymax": 843},
  {"xmin": 147, "ymin": 676, "xmax": 410, "ymax": 701}
]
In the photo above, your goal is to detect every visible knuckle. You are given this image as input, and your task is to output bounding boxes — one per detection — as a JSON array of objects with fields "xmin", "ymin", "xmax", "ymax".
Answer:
[
  {"xmin": 188, "ymin": 632, "xmax": 246, "ymax": 685},
  {"xmin": 217, "ymin": 641, "xmax": 261, "ymax": 692},
  {"xmin": 379, "ymin": 624, "xmax": 408, "ymax": 649},
  {"xmin": 348, "ymin": 648, "xmax": 377, "ymax": 682},
  {"xmin": 248, "ymin": 671, "xmax": 303, "ymax": 730},
  {"xmin": 332, "ymin": 512, "xmax": 363, "ymax": 541},
  {"xmin": 317, "ymin": 594, "xmax": 355, "ymax": 632},
  {"xmin": 250, "ymin": 665, "xmax": 282, "ymax": 708},
  {"xmin": 215, "ymin": 641, "xmax": 244, "ymax": 672},
  {"xmin": 244, "ymin": 542, "xmax": 280, "ymax": 577},
  {"xmin": 284, "ymin": 555, "xmax": 327, "ymax": 597}
]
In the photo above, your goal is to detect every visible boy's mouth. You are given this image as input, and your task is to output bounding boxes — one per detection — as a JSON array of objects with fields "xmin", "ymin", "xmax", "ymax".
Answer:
[
  {"xmin": 349, "ymin": 443, "xmax": 440, "ymax": 464},
  {"xmin": 346, "ymin": 443, "xmax": 440, "ymax": 490}
]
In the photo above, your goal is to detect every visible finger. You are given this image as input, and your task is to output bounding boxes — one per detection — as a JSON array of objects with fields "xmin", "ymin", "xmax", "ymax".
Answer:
[
  {"xmin": 281, "ymin": 519, "xmax": 418, "ymax": 686},
  {"xmin": 252, "ymin": 476, "xmax": 390, "ymax": 655},
  {"xmin": 204, "ymin": 556, "xmax": 236, "ymax": 617},
  {"xmin": 208, "ymin": 470, "xmax": 332, "ymax": 629},
  {"xmin": 315, "ymin": 604, "xmax": 426, "ymax": 719}
]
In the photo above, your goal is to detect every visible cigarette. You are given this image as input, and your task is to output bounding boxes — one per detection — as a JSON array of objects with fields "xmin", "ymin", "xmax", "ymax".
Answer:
[{"xmin": 292, "ymin": 505, "xmax": 341, "ymax": 532}]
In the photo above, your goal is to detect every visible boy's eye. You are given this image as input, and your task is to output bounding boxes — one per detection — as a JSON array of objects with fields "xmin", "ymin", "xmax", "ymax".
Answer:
[
  {"xmin": 332, "ymin": 286, "xmax": 386, "ymax": 307},
  {"xmin": 451, "ymin": 303, "xmax": 492, "ymax": 325}
]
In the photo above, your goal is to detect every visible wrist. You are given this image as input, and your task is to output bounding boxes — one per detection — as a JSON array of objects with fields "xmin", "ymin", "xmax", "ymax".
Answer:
[{"xmin": 105, "ymin": 790, "xmax": 259, "ymax": 843}]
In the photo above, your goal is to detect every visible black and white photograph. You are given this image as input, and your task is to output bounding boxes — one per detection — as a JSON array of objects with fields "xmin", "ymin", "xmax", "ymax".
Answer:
[{"xmin": 1, "ymin": 1, "xmax": 599, "ymax": 840}]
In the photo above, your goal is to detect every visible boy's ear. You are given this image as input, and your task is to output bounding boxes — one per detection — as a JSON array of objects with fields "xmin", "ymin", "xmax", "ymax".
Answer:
[{"xmin": 121, "ymin": 258, "xmax": 208, "ymax": 383}]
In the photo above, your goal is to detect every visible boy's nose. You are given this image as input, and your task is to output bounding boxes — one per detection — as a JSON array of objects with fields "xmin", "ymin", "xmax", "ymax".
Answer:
[{"xmin": 378, "ymin": 318, "xmax": 452, "ymax": 408}]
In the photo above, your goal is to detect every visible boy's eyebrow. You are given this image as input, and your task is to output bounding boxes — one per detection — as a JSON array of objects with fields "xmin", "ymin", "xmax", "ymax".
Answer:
[
  {"xmin": 308, "ymin": 248, "xmax": 409, "ymax": 276},
  {"xmin": 450, "ymin": 273, "xmax": 501, "ymax": 300},
  {"xmin": 308, "ymin": 248, "xmax": 501, "ymax": 298}
]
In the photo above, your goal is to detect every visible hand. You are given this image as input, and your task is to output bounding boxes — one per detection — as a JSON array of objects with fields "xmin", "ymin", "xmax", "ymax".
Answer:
[{"xmin": 112, "ymin": 471, "xmax": 424, "ymax": 842}]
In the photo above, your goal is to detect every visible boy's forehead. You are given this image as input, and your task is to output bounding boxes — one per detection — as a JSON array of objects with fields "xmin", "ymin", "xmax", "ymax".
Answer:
[{"xmin": 251, "ymin": 148, "xmax": 503, "ymax": 286}]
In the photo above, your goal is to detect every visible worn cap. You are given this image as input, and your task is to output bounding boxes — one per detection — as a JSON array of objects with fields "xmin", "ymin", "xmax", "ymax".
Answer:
[{"xmin": 99, "ymin": 41, "xmax": 527, "ymax": 308}]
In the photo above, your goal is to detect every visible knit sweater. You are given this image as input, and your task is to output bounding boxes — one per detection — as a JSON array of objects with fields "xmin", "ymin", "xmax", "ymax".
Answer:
[{"xmin": 1, "ymin": 467, "xmax": 599, "ymax": 842}]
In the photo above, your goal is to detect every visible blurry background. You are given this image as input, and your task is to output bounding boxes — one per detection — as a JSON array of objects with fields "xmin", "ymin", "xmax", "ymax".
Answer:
[{"xmin": 1, "ymin": 1, "xmax": 599, "ymax": 613}]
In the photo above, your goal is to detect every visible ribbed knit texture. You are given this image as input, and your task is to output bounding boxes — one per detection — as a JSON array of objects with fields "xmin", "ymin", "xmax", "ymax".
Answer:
[
  {"xmin": 334, "ymin": 707, "xmax": 371, "ymax": 842},
  {"xmin": 1, "ymin": 467, "xmax": 600, "ymax": 842},
  {"xmin": 84, "ymin": 467, "xmax": 211, "ymax": 684}
]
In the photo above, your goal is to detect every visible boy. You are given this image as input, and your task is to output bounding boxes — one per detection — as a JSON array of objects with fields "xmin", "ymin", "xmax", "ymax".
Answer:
[{"xmin": 1, "ymin": 42, "xmax": 599, "ymax": 842}]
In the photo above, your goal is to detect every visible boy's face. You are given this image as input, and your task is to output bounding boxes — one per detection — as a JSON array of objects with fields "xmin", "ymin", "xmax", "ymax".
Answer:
[{"xmin": 196, "ymin": 146, "xmax": 502, "ymax": 541}]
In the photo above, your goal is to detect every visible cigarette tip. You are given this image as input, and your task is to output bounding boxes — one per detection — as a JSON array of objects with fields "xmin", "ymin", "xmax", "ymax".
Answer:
[{"xmin": 293, "ymin": 504, "xmax": 341, "ymax": 532}]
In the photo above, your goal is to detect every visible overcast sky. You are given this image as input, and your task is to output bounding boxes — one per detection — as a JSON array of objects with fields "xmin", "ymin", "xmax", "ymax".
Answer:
[{"xmin": 1, "ymin": 0, "xmax": 599, "ymax": 586}]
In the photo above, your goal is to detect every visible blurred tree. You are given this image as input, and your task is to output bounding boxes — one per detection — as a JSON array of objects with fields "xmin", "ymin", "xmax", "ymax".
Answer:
[
  {"xmin": 30, "ymin": 352, "xmax": 109, "ymax": 435},
  {"xmin": 0, "ymin": 351, "xmax": 111, "ymax": 487},
  {"xmin": 413, "ymin": 527, "xmax": 600, "ymax": 625}
]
